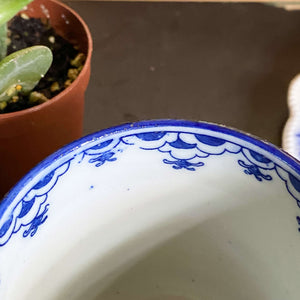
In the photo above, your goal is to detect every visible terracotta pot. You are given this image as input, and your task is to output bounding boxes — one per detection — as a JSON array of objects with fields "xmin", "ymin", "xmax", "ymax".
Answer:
[{"xmin": 0, "ymin": 0, "xmax": 93, "ymax": 199}]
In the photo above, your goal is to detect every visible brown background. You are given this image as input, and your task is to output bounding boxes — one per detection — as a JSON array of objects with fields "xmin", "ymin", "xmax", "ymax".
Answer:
[{"xmin": 65, "ymin": 1, "xmax": 300, "ymax": 147}]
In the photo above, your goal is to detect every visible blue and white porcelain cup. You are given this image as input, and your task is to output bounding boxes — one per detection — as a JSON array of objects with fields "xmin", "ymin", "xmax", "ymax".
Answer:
[{"xmin": 1, "ymin": 120, "xmax": 300, "ymax": 300}]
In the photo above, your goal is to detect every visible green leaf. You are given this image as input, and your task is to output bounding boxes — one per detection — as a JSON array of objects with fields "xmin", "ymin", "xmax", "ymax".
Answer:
[
  {"xmin": 0, "ymin": 46, "xmax": 53, "ymax": 103},
  {"xmin": 0, "ymin": 0, "xmax": 33, "ymax": 27},
  {"xmin": 0, "ymin": 24, "xmax": 7, "ymax": 61}
]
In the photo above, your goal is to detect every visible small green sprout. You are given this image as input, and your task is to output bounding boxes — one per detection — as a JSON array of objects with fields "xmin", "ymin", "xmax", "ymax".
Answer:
[{"xmin": 0, "ymin": 0, "xmax": 53, "ymax": 107}]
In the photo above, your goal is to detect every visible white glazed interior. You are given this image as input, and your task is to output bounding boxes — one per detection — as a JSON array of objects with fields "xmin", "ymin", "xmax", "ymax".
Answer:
[{"xmin": 1, "ymin": 122, "xmax": 300, "ymax": 300}]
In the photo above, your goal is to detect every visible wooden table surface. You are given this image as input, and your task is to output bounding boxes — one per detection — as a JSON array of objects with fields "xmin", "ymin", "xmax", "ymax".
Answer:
[{"xmin": 65, "ymin": 1, "xmax": 300, "ymax": 147}]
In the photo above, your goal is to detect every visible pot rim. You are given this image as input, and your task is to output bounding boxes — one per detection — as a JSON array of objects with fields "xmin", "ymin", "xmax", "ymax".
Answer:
[{"xmin": 0, "ymin": 0, "xmax": 93, "ymax": 120}]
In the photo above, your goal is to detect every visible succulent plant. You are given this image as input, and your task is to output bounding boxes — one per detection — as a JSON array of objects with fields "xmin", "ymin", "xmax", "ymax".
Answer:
[{"xmin": 0, "ymin": 0, "xmax": 53, "ymax": 107}]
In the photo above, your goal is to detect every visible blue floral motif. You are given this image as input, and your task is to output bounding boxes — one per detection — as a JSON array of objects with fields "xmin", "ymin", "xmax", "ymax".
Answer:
[
  {"xmin": 127, "ymin": 132, "xmax": 242, "ymax": 171},
  {"xmin": 163, "ymin": 159, "xmax": 204, "ymax": 171},
  {"xmin": 23, "ymin": 204, "xmax": 49, "ymax": 237},
  {"xmin": 1, "ymin": 128, "xmax": 300, "ymax": 247},
  {"xmin": 89, "ymin": 151, "xmax": 117, "ymax": 167},
  {"xmin": 238, "ymin": 160, "xmax": 273, "ymax": 182},
  {"xmin": 0, "ymin": 161, "xmax": 71, "ymax": 246}
]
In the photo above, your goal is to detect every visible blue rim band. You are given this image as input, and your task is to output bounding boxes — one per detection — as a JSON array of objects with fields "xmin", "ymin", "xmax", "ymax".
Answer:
[{"xmin": 1, "ymin": 119, "xmax": 299, "ymax": 218}]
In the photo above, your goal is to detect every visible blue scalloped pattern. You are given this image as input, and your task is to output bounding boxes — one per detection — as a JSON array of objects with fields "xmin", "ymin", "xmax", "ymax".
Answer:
[
  {"xmin": 1, "ymin": 130, "xmax": 300, "ymax": 247},
  {"xmin": 0, "ymin": 161, "xmax": 71, "ymax": 246}
]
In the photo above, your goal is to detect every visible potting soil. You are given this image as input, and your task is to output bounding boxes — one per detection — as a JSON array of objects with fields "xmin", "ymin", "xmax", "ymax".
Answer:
[{"xmin": 1, "ymin": 15, "xmax": 85, "ymax": 113}]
